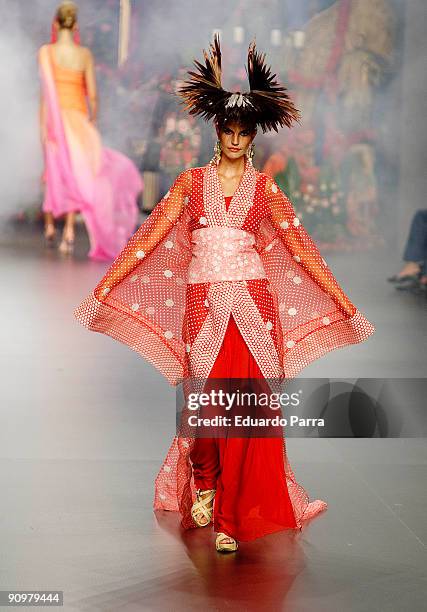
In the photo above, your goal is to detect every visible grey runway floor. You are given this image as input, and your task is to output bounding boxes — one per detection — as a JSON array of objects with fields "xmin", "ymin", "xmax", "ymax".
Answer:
[{"xmin": 1, "ymin": 228, "xmax": 427, "ymax": 611}]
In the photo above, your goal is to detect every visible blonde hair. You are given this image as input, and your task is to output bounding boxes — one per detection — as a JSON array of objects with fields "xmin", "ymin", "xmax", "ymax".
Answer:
[{"xmin": 56, "ymin": 2, "xmax": 78, "ymax": 29}]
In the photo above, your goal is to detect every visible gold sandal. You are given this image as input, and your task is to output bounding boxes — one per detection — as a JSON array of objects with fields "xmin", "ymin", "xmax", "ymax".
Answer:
[
  {"xmin": 191, "ymin": 488, "xmax": 216, "ymax": 527},
  {"xmin": 44, "ymin": 223, "xmax": 57, "ymax": 247},
  {"xmin": 215, "ymin": 532, "xmax": 238, "ymax": 553},
  {"xmin": 58, "ymin": 227, "xmax": 75, "ymax": 255}
]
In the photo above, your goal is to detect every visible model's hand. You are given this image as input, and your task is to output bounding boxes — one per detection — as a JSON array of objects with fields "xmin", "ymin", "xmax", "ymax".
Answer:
[{"xmin": 41, "ymin": 125, "xmax": 57, "ymax": 147}]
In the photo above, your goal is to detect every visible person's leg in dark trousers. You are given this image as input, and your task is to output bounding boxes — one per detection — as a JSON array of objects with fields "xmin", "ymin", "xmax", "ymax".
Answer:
[
  {"xmin": 389, "ymin": 209, "xmax": 427, "ymax": 282},
  {"xmin": 403, "ymin": 209, "xmax": 427, "ymax": 263}
]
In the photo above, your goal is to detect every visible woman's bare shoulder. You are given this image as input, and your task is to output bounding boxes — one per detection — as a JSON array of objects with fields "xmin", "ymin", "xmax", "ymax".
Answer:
[
  {"xmin": 80, "ymin": 46, "xmax": 94, "ymax": 63},
  {"xmin": 38, "ymin": 43, "xmax": 50, "ymax": 56}
]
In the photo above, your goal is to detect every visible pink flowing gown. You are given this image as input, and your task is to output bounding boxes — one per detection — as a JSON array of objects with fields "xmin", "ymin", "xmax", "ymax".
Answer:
[{"xmin": 39, "ymin": 44, "xmax": 143, "ymax": 261}]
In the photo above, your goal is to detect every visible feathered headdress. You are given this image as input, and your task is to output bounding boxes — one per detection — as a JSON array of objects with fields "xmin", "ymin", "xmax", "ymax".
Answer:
[{"xmin": 177, "ymin": 33, "xmax": 301, "ymax": 133}]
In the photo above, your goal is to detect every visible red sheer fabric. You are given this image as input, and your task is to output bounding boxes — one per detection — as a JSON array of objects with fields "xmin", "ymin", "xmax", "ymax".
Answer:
[
  {"xmin": 74, "ymin": 160, "xmax": 374, "ymax": 540},
  {"xmin": 190, "ymin": 197, "xmax": 300, "ymax": 541}
]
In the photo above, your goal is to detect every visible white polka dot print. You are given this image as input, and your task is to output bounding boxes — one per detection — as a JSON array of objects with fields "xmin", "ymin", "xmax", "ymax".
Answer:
[
  {"xmin": 75, "ymin": 164, "xmax": 374, "ymax": 456},
  {"xmin": 76, "ymin": 164, "xmax": 377, "ymax": 517}
]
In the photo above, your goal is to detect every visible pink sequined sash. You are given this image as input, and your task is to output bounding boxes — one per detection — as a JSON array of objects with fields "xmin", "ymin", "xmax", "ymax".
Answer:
[{"xmin": 188, "ymin": 226, "xmax": 267, "ymax": 283}]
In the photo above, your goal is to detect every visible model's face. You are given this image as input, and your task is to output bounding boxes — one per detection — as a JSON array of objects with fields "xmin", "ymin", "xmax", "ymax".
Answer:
[{"xmin": 217, "ymin": 122, "xmax": 256, "ymax": 161}]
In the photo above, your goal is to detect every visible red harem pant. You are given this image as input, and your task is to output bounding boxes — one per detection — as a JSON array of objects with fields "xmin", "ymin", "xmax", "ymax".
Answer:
[{"xmin": 189, "ymin": 312, "xmax": 298, "ymax": 542}]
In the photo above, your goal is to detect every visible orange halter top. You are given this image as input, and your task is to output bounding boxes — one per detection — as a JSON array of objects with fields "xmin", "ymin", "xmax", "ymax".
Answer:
[{"xmin": 50, "ymin": 50, "xmax": 88, "ymax": 116}]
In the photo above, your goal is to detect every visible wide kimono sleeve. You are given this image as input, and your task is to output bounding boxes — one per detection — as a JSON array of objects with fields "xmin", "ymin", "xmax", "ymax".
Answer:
[
  {"xmin": 73, "ymin": 169, "xmax": 193, "ymax": 385},
  {"xmin": 261, "ymin": 174, "xmax": 375, "ymax": 377},
  {"xmin": 93, "ymin": 169, "xmax": 192, "ymax": 302},
  {"xmin": 265, "ymin": 174, "xmax": 357, "ymax": 316}
]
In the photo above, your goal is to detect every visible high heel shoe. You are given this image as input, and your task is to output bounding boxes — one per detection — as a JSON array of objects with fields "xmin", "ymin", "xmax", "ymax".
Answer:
[
  {"xmin": 58, "ymin": 237, "xmax": 74, "ymax": 254},
  {"xmin": 58, "ymin": 229, "xmax": 75, "ymax": 255},
  {"xmin": 191, "ymin": 488, "xmax": 216, "ymax": 527},
  {"xmin": 44, "ymin": 224, "xmax": 57, "ymax": 247},
  {"xmin": 215, "ymin": 532, "xmax": 238, "ymax": 553}
]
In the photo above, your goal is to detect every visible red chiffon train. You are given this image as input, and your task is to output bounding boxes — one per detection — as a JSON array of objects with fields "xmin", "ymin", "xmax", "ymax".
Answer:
[{"xmin": 190, "ymin": 312, "xmax": 300, "ymax": 541}]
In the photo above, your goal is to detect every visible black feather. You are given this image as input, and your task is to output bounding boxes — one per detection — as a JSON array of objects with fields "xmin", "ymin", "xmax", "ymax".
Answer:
[
  {"xmin": 177, "ymin": 34, "xmax": 301, "ymax": 133},
  {"xmin": 177, "ymin": 33, "xmax": 231, "ymax": 121}
]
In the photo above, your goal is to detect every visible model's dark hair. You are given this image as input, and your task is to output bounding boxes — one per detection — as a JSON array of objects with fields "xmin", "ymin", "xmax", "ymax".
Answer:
[
  {"xmin": 177, "ymin": 33, "xmax": 301, "ymax": 133},
  {"xmin": 214, "ymin": 117, "xmax": 257, "ymax": 135}
]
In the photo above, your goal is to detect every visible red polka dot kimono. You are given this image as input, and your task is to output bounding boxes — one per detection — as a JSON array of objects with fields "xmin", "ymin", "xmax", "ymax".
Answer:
[{"xmin": 74, "ymin": 158, "xmax": 375, "ymax": 537}]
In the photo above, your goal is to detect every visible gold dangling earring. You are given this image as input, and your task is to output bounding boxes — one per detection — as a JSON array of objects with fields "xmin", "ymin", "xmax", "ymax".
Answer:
[
  {"xmin": 246, "ymin": 142, "xmax": 255, "ymax": 165},
  {"xmin": 211, "ymin": 139, "xmax": 222, "ymax": 165}
]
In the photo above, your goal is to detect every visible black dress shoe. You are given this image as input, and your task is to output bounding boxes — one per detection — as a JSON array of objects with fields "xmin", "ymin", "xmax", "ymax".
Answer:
[
  {"xmin": 388, "ymin": 273, "xmax": 420, "ymax": 284},
  {"xmin": 395, "ymin": 277, "xmax": 422, "ymax": 291}
]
